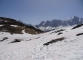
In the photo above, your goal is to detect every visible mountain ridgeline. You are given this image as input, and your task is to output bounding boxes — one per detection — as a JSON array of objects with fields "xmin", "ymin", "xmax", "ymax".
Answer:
[
  {"xmin": 36, "ymin": 16, "xmax": 83, "ymax": 30},
  {"xmin": 0, "ymin": 17, "xmax": 43, "ymax": 34}
]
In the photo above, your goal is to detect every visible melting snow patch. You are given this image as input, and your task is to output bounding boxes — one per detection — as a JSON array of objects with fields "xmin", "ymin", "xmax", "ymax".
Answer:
[
  {"xmin": 0, "ymin": 25, "xmax": 3, "ymax": 27},
  {"xmin": 11, "ymin": 25, "xmax": 18, "ymax": 27}
]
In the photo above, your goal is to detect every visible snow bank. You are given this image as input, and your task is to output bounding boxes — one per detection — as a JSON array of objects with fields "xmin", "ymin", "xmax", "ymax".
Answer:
[{"xmin": 0, "ymin": 26, "xmax": 83, "ymax": 60}]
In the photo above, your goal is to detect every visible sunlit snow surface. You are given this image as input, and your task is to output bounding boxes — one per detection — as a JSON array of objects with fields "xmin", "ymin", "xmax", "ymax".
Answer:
[{"xmin": 0, "ymin": 26, "xmax": 83, "ymax": 60}]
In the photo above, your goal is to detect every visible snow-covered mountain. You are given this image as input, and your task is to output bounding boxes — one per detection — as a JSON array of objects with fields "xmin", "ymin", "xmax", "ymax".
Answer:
[
  {"xmin": 36, "ymin": 16, "xmax": 83, "ymax": 31},
  {"xmin": 0, "ymin": 17, "xmax": 43, "ymax": 34},
  {"xmin": 0, "ymin": 24, "xmax": 83, "ymax": 60}
]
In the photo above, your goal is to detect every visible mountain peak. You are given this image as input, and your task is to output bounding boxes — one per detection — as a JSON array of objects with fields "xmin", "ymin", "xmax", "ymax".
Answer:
[
  {"xmin": 71, "ymin": 16, "xmax": 79, "ymax": 19},
  {"xmin": 36, "ymin": 16, "xmax": 83, "ymax": 31}
]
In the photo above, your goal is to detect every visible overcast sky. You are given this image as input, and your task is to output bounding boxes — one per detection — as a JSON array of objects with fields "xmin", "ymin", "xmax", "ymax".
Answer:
[{"xmin": 0, "ymin": 0, "xmax": 83, "ymax": 24}]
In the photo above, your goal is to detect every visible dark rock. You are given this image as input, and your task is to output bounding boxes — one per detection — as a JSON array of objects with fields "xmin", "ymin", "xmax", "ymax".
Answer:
[
  {"xmin": 43, "ymin": 37, "xmax": 65, "ymax": 46},
  {"xmin": 72, "ymin": 24, "xmax": 83, "ymax": 29},
  {"xmin": 0, "ymin": 37, "xmax": 8, "ymax": 42},
  {"xmin": 76, "ymin": 33, "xmax": 83, "ymax": 36},
  {"xmin": 10, "ymin": 39, "xmax": 21, "ymax": 43}
]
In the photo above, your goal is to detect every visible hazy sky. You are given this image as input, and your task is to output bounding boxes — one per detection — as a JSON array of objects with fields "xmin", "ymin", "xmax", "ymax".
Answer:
[{"xmin": 0, "ymin": 0, "xmax": 83, "ymax": 24}]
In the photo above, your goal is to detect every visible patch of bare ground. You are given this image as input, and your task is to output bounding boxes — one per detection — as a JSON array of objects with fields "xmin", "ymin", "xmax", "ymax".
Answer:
[
  {"xmin": 10, "ymin": 39, "xmax": 21, "ymax": 43},
  {"xmin": 76, "ymin": 33, "xmax": 83, "ymax": 36},
  {"xmin": 72, "ymin": 24, "xmax": 83, "ymax": 29},
  {"xmin": 0, "ymin": 24, "xmax": 43, "ymax": 34},
  {"xmin": 57, "ymin": 32, "xmax": 63, "ymax": 35},
  {"xmin": 0, "ymin": 37, "xmax": 8, "ymax": 42},
  {"xmin": 43, "ymin": 37, "xmax": 65, "ymax": 46},
  {"xmin": 50, "ymin": 29, "xmax": 65, "ymax": 34}
]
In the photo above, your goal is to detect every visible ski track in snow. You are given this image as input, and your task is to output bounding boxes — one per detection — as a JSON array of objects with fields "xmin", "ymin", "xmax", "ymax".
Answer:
[{"xmin": 0, "ymin": 26, "xmax": 83, "ymax": 60}]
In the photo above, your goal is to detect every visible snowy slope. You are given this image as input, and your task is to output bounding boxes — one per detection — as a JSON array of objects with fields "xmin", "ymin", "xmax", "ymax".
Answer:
[{"xmin": 0, "ymin": 25, "xmax": 83, "ymax": 60}]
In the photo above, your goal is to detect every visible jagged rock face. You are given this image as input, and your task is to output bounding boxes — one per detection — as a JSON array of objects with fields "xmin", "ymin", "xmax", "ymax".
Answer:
[
  {"xmin": 0, "ymin": 17, "xmax": 43, "ymax": 34},
  {"xmin": 36, "ymin": 16, "xmax": 83, "ymax": 28}
]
